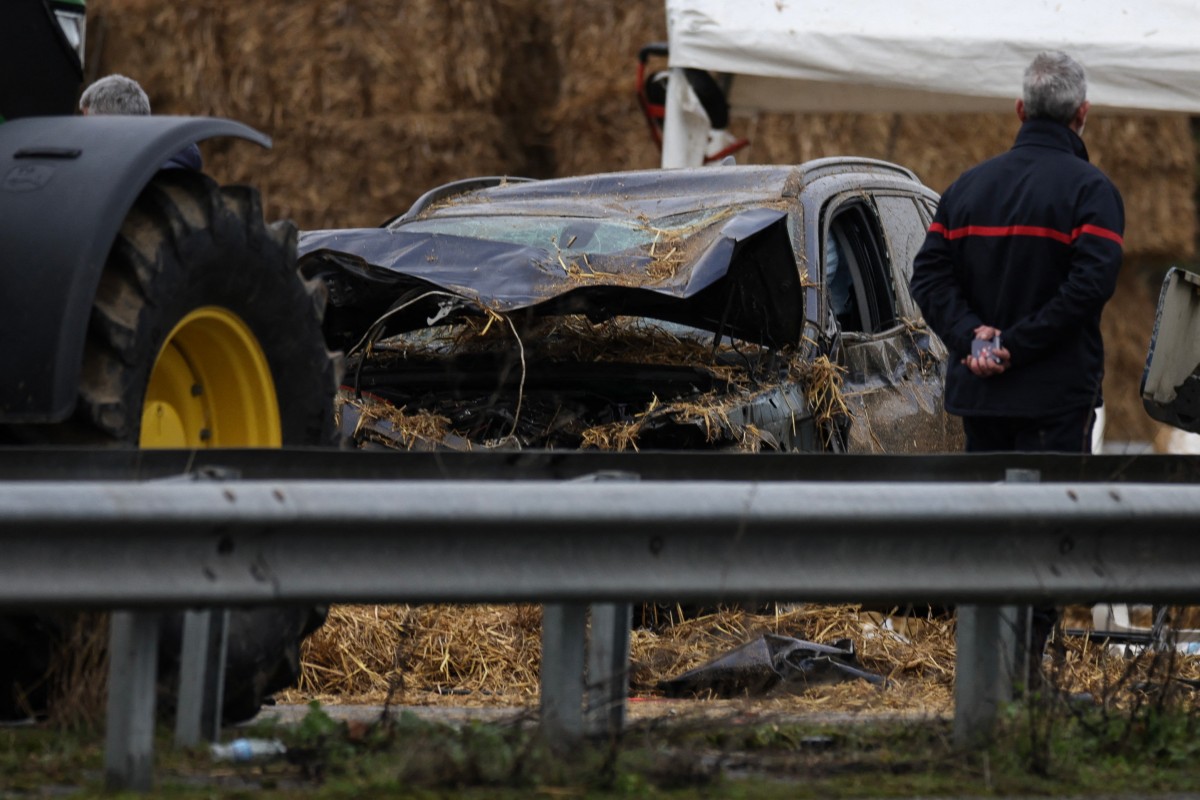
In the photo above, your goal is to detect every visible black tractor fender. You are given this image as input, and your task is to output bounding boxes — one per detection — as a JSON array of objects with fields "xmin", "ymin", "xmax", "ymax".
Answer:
[{"xmin": 0, "ymin": 115, "xmax": 272, "ymax": 423}]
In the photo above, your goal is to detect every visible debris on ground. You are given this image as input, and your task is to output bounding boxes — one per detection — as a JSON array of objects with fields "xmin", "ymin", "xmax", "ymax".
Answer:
[
  {"xmin": 657, "ymin": 633, "xmax": 886, "ymax": 698},
  {"xmin": 283, "ymin": 604, "xmax": 945, "ymax": 714}
]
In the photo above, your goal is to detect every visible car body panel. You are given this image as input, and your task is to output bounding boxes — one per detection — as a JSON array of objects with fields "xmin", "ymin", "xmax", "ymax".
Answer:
[
  {"xmin": 301, "ymin": 205, "xmax": 803, "ymax": 348},
  {"xmin": 841, "ymin": 328, "xmax": 959, "ymax": 452},
  {"xmin": 1142, "ymin": 267, "xmax": 1200, "ymax": 433},
  {"xmin": 801, "ymin": 181, "xmax": 961, "ymax": 453}
]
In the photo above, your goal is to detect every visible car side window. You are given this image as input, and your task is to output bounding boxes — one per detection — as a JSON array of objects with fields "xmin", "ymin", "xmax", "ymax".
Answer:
[
  {"xmin": 874, "ymin": 194, "xmax": 932, "ymax": 318},
  {"xmin": 827, "ymin": 202, "xmax": 897, "ymax": 335},
  {"xmin": 823, "ymin": 218, "xmax": 858, "ymax": 333}
]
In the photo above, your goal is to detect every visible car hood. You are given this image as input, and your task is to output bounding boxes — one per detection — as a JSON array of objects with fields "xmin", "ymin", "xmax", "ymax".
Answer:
[{"xmin": 299, "ymin": 206, "xmax": 805, "ymax": 348}]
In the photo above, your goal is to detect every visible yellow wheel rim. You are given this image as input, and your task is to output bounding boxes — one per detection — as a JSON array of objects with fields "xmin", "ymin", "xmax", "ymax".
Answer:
[{"xmin": 140, "ymin": 307, "xmax": 282, "ymax": 448}]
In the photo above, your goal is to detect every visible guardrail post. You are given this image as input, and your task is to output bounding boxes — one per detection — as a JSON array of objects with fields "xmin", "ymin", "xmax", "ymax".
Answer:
[
  {"xmin": 954, "ymin": 468, "xmax": 1040, "ymax": 747},
  {"xmin": 174, "ymin": 608, "xmax": 229, "ymax": 748},
  {"xmin": 585, "ymin": 602, "xmax": 632, "ymax": 738},
  {"xmin": 953, "ymin": 603, "xmax": 1018, "ymax": 746},
  {"xmin": 1005, "ymin": 468, "xmax": 1041, "ymax": 699},
  {"xmin": 541, "ymin": 603, "xmax": 587, "ymax": 741},
  {"xmin": 104, "ymin": 610, "xmax": 160, "ymax": 792}
]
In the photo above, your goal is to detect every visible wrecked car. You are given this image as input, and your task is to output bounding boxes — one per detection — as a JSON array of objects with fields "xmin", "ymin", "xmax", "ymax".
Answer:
[{"xmin": 299, "ymin": 160, "xmax": 962, "ymax": 453}]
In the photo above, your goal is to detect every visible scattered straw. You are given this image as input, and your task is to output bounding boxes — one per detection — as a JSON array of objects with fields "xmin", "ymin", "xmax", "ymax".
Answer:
[
  {"xmin": 285, "ymin": 603, "xmax": 963, "ymax": 715},
  {"xmin": 579, "ymin": 420, "xmax": 643, "ymax": 452},
  {"xmin": 45, "ymin": 613, "xmax": 110, "ymax": 731},
  {"xmin": 282, "ymin": 604, "xmax": 544, "ymax": 708},
  {"xmin": 346, "ymin": 395, "xmax": 452, "ymax": 450},
  {"xmin": 285, "ymin": 602, "xmax": 1200, "ymax": 720},
  {"xmin": 789, "ymin": 354, "xmax": 849, "ymax": 448},
  {"xmin": 345, "ymin": 314, "xmax": 815, "ymax": 452}
]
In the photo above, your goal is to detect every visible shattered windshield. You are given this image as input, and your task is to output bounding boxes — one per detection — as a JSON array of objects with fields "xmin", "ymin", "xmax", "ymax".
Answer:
[
  {"xmin": 393, "ymin": 208, "xmax": 731, "ymax": 257},
  {"xmin": 304, "ymin": 203, "xmax": 804, "ymax": 350}
]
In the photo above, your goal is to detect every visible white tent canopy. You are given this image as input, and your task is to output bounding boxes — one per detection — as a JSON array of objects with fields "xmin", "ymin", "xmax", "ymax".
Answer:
[{"xmin": 661, "ymin": 0, "xmax": 1200, "ymax": 165}]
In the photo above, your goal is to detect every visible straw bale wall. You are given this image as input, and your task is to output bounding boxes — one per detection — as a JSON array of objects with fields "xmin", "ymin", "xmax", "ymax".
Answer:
[{"xmin": 89, "ymin": 0, "xmax": 1195, "ymax": 441}]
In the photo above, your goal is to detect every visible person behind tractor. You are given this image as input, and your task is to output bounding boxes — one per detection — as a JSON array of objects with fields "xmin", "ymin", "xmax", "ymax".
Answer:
[{"xmin": 79, "ymin": 73, "xmax": 203, "ymax": 170}]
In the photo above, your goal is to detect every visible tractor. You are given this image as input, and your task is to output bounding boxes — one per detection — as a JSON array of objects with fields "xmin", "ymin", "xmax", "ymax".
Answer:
[{"xmin": 0, "ymin": 0, "xmax": 340, "ymax": 722}]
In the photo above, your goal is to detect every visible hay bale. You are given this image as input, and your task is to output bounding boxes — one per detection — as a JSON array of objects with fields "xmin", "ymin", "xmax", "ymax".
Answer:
[
  {"xmin": 203, "ymin": 111, "xmax": 521, "ymax": 229},
  {"xmin": 1089, "ymin": 115, "xmax": 1196, "ymax": 261},
  {"xmin": 93, "ymin": 0, "xmax": 522, "ymax": 117},
  {"xmin": 93, "ymin": 0, "xmax": 1194, "ymax": 263},
  {"xmin": 548, "ymin": 95, "xmax": 664, "ymax": 176},
  {"xmin": 87, "ymin": 0, "xmax": 229, "ymax": 115},
  {"xmin": 742, "ymin": 112, "xmax": 903, "ymax": 168},
  {"xmin": 542, "ymin": 0, "xmax": 664, "ymax": 103},
  {"xmin": 91, "ymin": 0, "xmax": 535, "ymax": 229},
  {"xmin": 539, "ymin": 0, "xmax": 667, "ymax": 175},
  {"xmin": 1102, "ymin": 266, "xmax": 1170, "ymax": 447},
  {"xmin": 743, "ymin": 110, "xmax": 1195, "ymax": 262}
]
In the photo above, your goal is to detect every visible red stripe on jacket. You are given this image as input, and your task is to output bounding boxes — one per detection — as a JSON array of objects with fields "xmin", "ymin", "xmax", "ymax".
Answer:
[{"xmin": 928, "ymin": 222, "xmax": 1123, "ymax": 247}]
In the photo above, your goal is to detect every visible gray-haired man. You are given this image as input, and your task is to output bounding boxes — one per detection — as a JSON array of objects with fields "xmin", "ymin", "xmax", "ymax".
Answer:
[
  {"xmin": 910, "ymin": 51, "xmax": 1125, "ymax": 686},
  {"xmin": 79, "ymin": 74, "xmax": 202, "ymax": 170},
  {"xmin": 910, "ymin": 51, "xmax": 1123, "ymax": 454},
  {"xmin": 78, "ymin": 73, "xmax": 150, "ymax": 116}
]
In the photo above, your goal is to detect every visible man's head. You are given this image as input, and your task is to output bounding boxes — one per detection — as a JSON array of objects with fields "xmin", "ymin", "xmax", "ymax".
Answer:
[
  {"xmin": 1016, "ymin": 51, "xmax": 1089, "ymax": 134},
  {"xmin": 79, "ymin": 74, "xmax": 151, "ymax": 116}
]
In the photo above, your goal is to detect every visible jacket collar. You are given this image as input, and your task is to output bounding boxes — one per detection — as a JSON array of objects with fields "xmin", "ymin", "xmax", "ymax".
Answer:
[{"xmin": 1013, "ymin": 118, "xmax": 1090, "ymax": 162}]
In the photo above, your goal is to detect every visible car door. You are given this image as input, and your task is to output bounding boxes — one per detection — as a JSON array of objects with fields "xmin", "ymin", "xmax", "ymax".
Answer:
[{"xmin": 821, "ymin": 191, "xmax": 963, "ymax": 453}]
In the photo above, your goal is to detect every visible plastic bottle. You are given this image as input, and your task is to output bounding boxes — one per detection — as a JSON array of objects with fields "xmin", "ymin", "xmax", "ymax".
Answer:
[{"xmin": 209, "ymin": 737, "xmax": 287, "ymax": 762}]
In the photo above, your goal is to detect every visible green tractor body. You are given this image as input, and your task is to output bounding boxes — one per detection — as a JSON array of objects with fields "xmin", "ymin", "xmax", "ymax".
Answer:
[{"xmin": 0, "ymin": 0, "xmax": 338, "ymax": 724}]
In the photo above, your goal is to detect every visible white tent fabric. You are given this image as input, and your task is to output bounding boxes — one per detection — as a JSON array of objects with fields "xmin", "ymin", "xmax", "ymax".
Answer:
[{"xmin": 666, "ymin": 0, "xmax": 1200, "ymax": 115}]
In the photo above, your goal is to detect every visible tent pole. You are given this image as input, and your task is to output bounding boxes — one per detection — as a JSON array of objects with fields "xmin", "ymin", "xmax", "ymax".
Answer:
[{"xmin": 661, "ymin": 67, "xmax": 710, "ymax": 168}]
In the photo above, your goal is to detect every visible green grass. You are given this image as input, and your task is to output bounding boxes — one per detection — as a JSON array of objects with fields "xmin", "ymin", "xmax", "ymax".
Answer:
[{"xmin": 5, "ymin": 698, "xmax": 1200, "ymax": 798}]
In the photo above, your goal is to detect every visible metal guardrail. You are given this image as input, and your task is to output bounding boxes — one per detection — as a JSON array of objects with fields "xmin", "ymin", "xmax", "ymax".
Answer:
[
  {"xmin": 4, "ymin": 478, "xmax": 1200, "ymax": 607},
  {"xmin": 2, "ymin": 448, "xmax": 1196, "ymax": 483},
  {"xmin": 4, "ymin": 451, "xmax": 1200, "ymax": 790}
]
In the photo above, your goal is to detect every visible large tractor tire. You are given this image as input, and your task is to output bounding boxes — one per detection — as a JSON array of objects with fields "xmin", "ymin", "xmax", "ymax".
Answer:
[
  {"xmin": 29, "ymin": 169, "xmax": 342, "ymax": 447},
  {"xmin": 0, "ymin": 169, "xmax": 340, "ymax": 724}
]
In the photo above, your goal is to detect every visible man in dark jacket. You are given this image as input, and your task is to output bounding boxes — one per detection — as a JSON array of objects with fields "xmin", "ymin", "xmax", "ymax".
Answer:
[
  {"xmin": 910, "ymin": 51, "xmax": 1124, "ymax": 453},
  {"xmin": 79, "ymin": 74, "xmax": 203, "ymax": 171}
]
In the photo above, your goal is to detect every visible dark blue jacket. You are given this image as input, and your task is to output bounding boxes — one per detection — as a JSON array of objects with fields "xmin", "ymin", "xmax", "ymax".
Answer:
[
  {"xmin": 162, "ymin": 142, "xmax": 203, "ymax": 171},
  {"xmin": 910, "ymin": 119, "xmax": 1124, "ymax": 418}
]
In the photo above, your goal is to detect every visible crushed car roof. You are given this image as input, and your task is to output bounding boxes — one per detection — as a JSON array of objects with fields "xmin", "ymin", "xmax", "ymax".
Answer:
[{"xmin": 299, "ymin": 165, "xmax": 837, "ymax": 348}]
